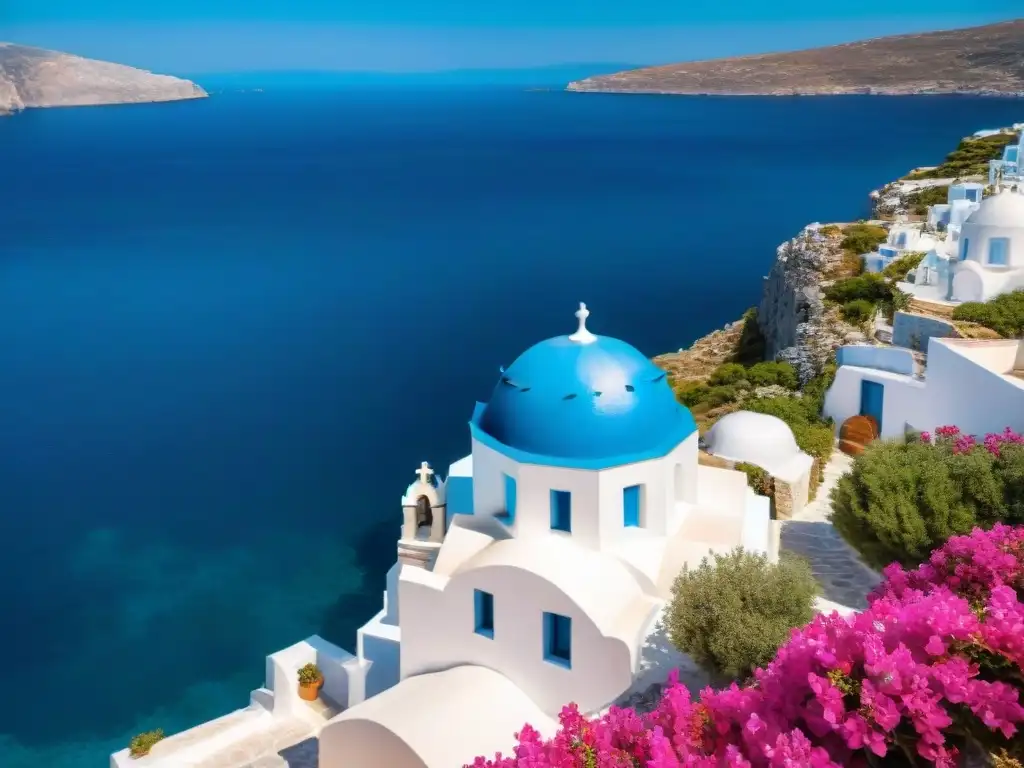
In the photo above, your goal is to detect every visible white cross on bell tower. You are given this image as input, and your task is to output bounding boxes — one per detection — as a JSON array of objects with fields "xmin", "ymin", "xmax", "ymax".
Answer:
[
  {"xmin": 416, "ymin": 461, "xmax": 434, "ymax": 485},
  {"xmin": 568, "ymin": 302, "xmax": 597, "ymax": 344}
]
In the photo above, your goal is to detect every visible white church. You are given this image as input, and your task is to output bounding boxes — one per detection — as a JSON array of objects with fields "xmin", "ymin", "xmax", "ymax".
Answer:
[
  {"xmin": 902, "ymin": 187, "xmax": 1024, "ymax": 304},
  {"xmin": 308, "ymin": 304, "xmax": 777, "ymax": 767}
]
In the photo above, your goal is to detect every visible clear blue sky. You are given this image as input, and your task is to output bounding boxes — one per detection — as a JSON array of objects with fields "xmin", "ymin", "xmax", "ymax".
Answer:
[{"xmin": 1, "ymin": 0, "xmax": 1020, "ymax": 74}]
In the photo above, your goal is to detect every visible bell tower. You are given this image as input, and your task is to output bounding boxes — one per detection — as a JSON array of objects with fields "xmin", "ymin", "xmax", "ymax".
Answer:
[{"xmin": 398, "ymin": 461, "xmax": 446, "ymax": 569}]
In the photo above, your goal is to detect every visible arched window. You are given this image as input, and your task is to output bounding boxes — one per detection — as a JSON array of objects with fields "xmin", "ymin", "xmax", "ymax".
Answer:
[{"xmin": 415, "ymin": 496, "xmax": 433, "ymax": 539}]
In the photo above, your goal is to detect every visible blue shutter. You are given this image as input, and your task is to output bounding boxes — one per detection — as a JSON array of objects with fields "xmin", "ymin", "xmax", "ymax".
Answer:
[
  {"xmin": 623, "ymin": 485, "xmax": 641, "ymax": 527},
  {"xmin": 543, "ymin": 612, "xmax": 572, "ymax": 667},
  {"xmin": 989, "ymin": 238, "xmax": 1010, "ymax": 266},
  {"xmin": 550, "ymin": 490, "xmax": 571, "ymax": 532},
  {"xmin": 474, "ymin": 590, "xmax": 494, "ymax": 638},
  {"xmin": 501, "ymin": 474, "xmax": 517, "ymax": 522}
]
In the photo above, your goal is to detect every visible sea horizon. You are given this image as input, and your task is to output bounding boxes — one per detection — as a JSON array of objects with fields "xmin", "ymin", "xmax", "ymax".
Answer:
[{"xmin": 1, "ymin": 88, "xmax": 1022, "ymax": 768}]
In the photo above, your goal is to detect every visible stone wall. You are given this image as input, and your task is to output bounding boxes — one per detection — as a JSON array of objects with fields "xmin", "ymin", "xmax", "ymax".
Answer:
[
  {"xmin": 892, "ymin": 311, "xmax": 958, "ymax": 351},
  {"xmin": 758, "ymin": 227, "xmax": 850, "ymax": 383}
]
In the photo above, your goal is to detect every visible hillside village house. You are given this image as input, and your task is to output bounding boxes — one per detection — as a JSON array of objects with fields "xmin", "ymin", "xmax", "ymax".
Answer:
[
  {"xmin": 863, "ymin": 222, "xmax": 939, "ymax": 274},
  {"xmin": 111, "ymin": 305, "xmax": 781, "ymax": 768},
  {"xmin": 989, "ymin": 131, "xmax": 1024, "ymax": 186},
  {"xmin": 823, "ymin": 339, "xmax": 1024, "ymax": 443}
]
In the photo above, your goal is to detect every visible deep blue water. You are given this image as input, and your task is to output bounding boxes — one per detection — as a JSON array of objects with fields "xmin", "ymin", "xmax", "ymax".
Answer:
[{"xmin": 1, "ymin": 87, "xmax": 1022, "ymax": 767}]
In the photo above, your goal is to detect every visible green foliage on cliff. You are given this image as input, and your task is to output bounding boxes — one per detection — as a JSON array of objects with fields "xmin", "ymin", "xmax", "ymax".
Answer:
[
  {"xmin": 903, "ymin": 184, "xmax": 950, "ymax": 215},
  {"xmin": 882, "ymin": 251, "xmax": 926, "ymax": 281},
  {"xmin": 839, "ymin": 223, "xmax": 889, "ymax": 255},
  {"xmin": 825, "ymin": 273, "xmax": 892, "ymax": 304},
  {"xmin": 904, "ymin": 132, "xmax": 1017, "ymax": 180},
  {"xmin": 735, "ymin": 307, "xmax": 767, "ymax": 365},
  {"xmin": 841, "ymin": 298, "xmax": 875, "ymax": 324},
  {"xmin": 951, "ymin": 290, "xmax": 1024, "ymax": 339}
]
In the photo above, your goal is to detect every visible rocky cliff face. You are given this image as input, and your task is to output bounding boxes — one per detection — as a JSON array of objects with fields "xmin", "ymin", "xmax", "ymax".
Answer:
[
  {"xmin": 758, "ymin": 227, "xmax": 850, "ymax": 382},
  {"xmin": 0, "ymin": 43, "xmax": 206, "ymax": 115}
]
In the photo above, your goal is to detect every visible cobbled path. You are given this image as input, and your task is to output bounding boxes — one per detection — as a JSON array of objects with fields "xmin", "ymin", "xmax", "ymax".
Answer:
[{"xmin": 781, "ymin": 451, "xmax": 882, "ymax": 613}]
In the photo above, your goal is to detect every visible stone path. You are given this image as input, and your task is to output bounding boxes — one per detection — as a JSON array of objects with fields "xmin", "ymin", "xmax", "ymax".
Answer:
[{"xmin": 781, "ymin": 451, "xmax": 881, "ymax": 613}]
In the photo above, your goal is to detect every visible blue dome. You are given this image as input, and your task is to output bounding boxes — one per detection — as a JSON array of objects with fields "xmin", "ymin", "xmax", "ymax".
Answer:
[{"xmin": 472, "ymin": 333, "xmax": 696, "ymax": 468}]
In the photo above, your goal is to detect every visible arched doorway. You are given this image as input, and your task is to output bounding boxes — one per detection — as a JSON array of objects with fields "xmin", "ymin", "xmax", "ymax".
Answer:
[{"xmin": 415, "ymin": 496, "xmax": 433, "ymax": 539}]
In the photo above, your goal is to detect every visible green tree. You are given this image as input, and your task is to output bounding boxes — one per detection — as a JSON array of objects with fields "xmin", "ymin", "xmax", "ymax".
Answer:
[{"xmin": 667, "ymin": 548, "xmax": 818, "ymax": 682}]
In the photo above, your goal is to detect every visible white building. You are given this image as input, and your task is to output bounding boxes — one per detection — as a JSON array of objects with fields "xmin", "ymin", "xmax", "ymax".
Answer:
[
  {"xmin": 823, "ymin": 338, "xmax": 1024, "ymax": 442},
  {"xmin": 926, "ymin": 182, "xmax": 983, "ymax": 230},
  {"xmin": 948, "ymin": 189, "xmax": 1024, "ymax": 303},
  {"xmin": 989, "ymin": 131, "xmax": 1024, "ymax": 186},
  {"xmin": 863, "ymin": 222, "xmax": 939, "ymax": 274},
  {"xmin": 114, "ymin": 304, "xmax": 776, "ymax": 768}
]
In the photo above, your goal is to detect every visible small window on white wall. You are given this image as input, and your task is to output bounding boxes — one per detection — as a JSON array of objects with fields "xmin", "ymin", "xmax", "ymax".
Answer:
[{"xmin": 988, "ymin": 237, "xmax": 1010, "ymax": 266}]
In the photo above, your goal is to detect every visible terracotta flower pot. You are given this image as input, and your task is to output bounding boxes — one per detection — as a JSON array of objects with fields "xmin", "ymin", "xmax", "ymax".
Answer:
[{"xmin": 298, "ymin": 678, "xmax": 323, "ymax": 701}]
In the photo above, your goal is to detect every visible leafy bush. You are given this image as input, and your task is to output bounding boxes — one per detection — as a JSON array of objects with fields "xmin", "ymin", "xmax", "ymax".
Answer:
[
  {"xmin": 830, "ymin": 426, "xmax": 1024, "ymax": 570},
  {"xmin": 903, "ymin": 184, "xmax": 950, "ymax": 215},
  {"xmin": 666, "ymin": 548, "xmax": 818, "ymax": 682},
  {"xmin": 824, "ymin": 272, "xmax": 892, "ymax": 304},
  {"xmin": 468, "ymin": 525, "xmax": 1024, "ymax": 768},
  {"xmin": 951, "ymin": 290, "xmax": 1024, "ymax": 338},
  {"xmin": 905, "ymin": 132, "xmax": 1018, "ymax": 179},
  {"xmin": 297, "ymin": 662, "xmax": 322, "ymax": 685},
  {"xmin": 708, "ymin": 362, "xmax": 747, "ymax": 387},
  {"xmin": 838, "ymin": 223, "xmax": 888, "ymax": 255},
  {"xmin": 882, "ymin": 250, "xmax": 926, "ymax": 281},
  {"xmin": 819, "ymin": 224, "xmax": 842, "ymax": 236},
  {"xmin": 745, "ymin": 361, "xmax": 798, "ymax": 389},
  {"xmin": 129, "ymin": 730, "xmax": 165, "ymax": 758},
  {"xmin": 841, "ymin": 298, "xmax": 875, "ymax": 324},
  {"xmin": 743, "ymin": 395, "xmax": 834, "ymax": 462},
  {"xmin": 735, "ymin": 461, "xmax": 773, "ymax": 496}
]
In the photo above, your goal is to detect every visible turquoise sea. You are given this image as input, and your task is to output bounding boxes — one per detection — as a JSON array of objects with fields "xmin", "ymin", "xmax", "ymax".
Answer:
[{"xmin": 1, "ymin": 83, "xmax": 1021, "ymax": 768}]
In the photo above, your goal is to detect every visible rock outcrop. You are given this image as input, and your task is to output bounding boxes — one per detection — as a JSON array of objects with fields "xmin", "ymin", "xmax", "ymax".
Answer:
[
  {"xmin": 0, "ymin": 43, "xmax": 206, "ymax": 115},
  {"xmin": 567, "ymin": 19, "xmax": 1024, "ymax": 97},
  {"xmin": 758, "ymin": 227, "xmax": 850, "ymax": 383}
]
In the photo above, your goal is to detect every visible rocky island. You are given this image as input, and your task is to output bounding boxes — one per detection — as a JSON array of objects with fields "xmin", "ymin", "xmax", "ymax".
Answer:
[
  {"xmin": 567, "ymin": 18, "xmax": 1024, "ymax": 96},
  {"xmin": 0, "ymin": 43, "xmax": 206, "ymax": 116}
]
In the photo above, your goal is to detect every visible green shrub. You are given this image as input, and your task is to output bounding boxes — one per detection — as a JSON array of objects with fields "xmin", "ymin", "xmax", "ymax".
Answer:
[
  {"xmin": 667, "ymin": 548, "xmax": 818, "ymax": 682},
  {"xmin": 829, "ymin": 440, "xmax": 1023, "ymax": 571},
  {"xmin": 735, "ymin": 462, "xmax": 773, "ymax": 496},
  {"xmin": 746, "ymin": 361, "xmax": 798, "ymax": 389},
  {"xmin": 709, "ymin": 363, "xmax": 748, "ymax": 387},
  {"xmin": 841, "ymin": 299, "xmax": 875, "ymax": 324},
  {"xmin": 904, "ymin": 132, "xmax": 1017, "ymax": 179},
  {"xmin": 825, "ymin": 273, "xmax": 892, "ymax": 304},
  {"xmin": 882, "ymin": 251, "xmax": 926, "ymax": 281},
  {"xmin": 903, "ymin": 185, "xmax": 949, "ymax": 215},
  {"xmin": 951, "ymin": 290, "xmax": 1024, "ymax": 338},
  {"xmin": 839, "ymin": 223, "xmax": 888, "ymax": 255},
  {"xmin": 129, "ymin": 730, "xmax": 165, "ymax": 758},
  {"xmin": 819, "ymin": 224, "xmax": 842, "ymax": 237},
  {"xmin": 801, "ymin": 362, "xmax": 837, "ymax": 421},
  {"xmin": 297, "ymin": 662, "xmax": 322, "ymax": 685}
]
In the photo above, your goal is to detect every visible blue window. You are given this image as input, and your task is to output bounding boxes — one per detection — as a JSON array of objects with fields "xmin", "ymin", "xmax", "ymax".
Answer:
[
  {"xmin": 550, "ymin": 490, "xmax": 571, "ymax": 532},
  {"xmin": 543, "ymin": 612, "xmax": 571, "ymax": 668},
  {"xmin": 988, "ymin": 237, "xmax": 1010, "ymax": 266},
  {"xmin": 967, "ymin": 188, "xmax": 980, "ymax": 203},
  {"xmin": 499, "ymin": 474, "xmax": 517, "ymax": 523},
  {"xmin": 960, "ymin": 237, "xmax": 970, "ymax": 261},
  {"xmin": 623, "ymin": 484, "xmax": 642, "ymax": 527},
  {"xmin": 474, "ymin": 589, "xmax": 494, "ymax": 638}
]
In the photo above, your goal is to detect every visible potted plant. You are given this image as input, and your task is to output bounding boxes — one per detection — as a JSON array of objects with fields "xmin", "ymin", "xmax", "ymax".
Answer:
[{"xmin": 297, "ymin": 662, "xmax": 323, "ymax": 701}]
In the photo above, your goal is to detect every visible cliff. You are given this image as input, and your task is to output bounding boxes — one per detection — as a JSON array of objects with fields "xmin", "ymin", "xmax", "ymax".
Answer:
[
  {"xmin": 0, "ymin": 43, "xmax": 206, "ymax": 115},
  {"xmin": 567, "ymin": 19, "xmax": 1024, "ymax": 96}
]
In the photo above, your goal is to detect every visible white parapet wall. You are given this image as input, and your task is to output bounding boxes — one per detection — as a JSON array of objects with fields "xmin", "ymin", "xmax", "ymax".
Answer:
[{"xmin": 109, "ymin": 635, "xmax": 362, "ymax": 768}]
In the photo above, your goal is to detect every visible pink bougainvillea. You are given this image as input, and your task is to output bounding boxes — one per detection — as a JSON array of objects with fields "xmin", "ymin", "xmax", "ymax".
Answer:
[
  {"xmin": 467, "ymin": 525, "xmax": 1024, "ymax": 768},
  {"xmin": 924, "ymin": 425, "xmax": 1024, "ymax": 456}
]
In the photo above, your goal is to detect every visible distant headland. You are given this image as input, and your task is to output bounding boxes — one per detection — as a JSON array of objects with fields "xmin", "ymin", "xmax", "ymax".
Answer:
[
  {"xmin": 566, "ymin": 19, "xmax": 1024, "ymax": 97},
  {"xmin": 0, "ymin": 43, "xmax": 206, "ymax": 116}
]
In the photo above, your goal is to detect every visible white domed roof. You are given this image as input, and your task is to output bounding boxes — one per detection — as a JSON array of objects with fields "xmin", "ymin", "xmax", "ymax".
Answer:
[
  {"xmin": 963, "ymin": 190, "xmax": 1024, "ymax": 228},
  {"xmin": 704, "ymin": 411, "xmax": 811, "ymax": 481}
]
